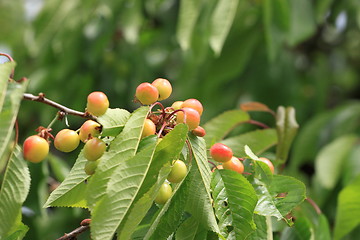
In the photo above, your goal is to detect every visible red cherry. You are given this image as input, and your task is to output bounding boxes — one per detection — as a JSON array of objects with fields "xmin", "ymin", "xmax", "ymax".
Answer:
[
  {"xmin": 223, "ymin": 157, "xmax": 244, "ymax": 174},
  {"xmin": 135, "ymin": 83, "xmax": 159, "ymax": 105},
  {"xmin": 259, "ymin": 157, "xmax": 275, "ymax": 174},
  {"xmin": 176, "ymin": 107, "xmax": 200, "ymax": 130},
  {"xmin": 23, "ymin": 135, "xmax": 49, "ymax": 163},
  {"xmin": 210, "ymin": 143, "xmax": 233, "ymax": 163},
  {"xmin": 181, "ymin": 99, "xmax": 203, "ymax": 116},
  {"xmin": 191, "ymin": 126, "xmax": 206, "ymax": 137},
  {"xmin": 86, "ymin": 91, "xmax": 109, "ymax": 116}
]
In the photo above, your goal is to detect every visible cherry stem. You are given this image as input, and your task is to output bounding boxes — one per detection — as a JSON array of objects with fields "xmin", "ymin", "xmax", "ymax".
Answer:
[
  {"xmin": 23, "ymin": 93, "xmax": 97, "ymax": 121},
  {"xmin": 306, "ymin": 197, "xmax": 322, "ymax": 215},
  {"xmin": 55, "ymin": 225, "xmax": 90, "ymax": 240},
  {"xmin": 166, "ymin": 109, "xmax": 185, "ymax": 121},
  {"xmin": 246, "ymin": 120, "xmax": 269, "ymax": 129},
  {"xmin": 150, "ymin": 102, "xmax": 165, "ymax": 114},
  {"xmin": 157, "ymin": 121, "xmax": 167, "ymax": 137},
  {"xmin": 46, "ymin": 114, "xmax": 59, "ymax": 129},
  {"xmin": 208, "ymin": 160, "xmax": 217, "ymax": 169}
]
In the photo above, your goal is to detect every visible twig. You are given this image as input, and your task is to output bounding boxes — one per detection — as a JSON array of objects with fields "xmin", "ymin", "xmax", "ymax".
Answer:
[
  {"xmin": 56, "ymin": 225, "xmax": 90, "ymax": 240},
  {"xmin": 23, "ymin": 93, "xmax": 97, "ymax": 121}
]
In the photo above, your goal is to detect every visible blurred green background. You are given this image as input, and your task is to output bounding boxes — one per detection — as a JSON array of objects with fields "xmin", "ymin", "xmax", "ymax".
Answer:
[{"xmin": 1, "ymin": 0, "xmax": 360, "ymax": 239}]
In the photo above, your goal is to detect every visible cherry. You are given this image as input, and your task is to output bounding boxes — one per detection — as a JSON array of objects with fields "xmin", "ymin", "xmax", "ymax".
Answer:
[
  {"xmin": 223, "ymin": 157, "xmax": 244, "ymax": 174},
  {"xmin": 181, "ymin": 99, "xmax": 203, "ymax": 116},
  {"xmin": 79, "ymin": 120, "xmax": 101, "ymax": 142},
  {"xmin": 84, "ymin": 160, "xmax": 99, "ymax": 175},
  {"xmin": 54, "ymin": 129, "xmax": 80, "ymax": 152},
  {"xmin": 83, "ymin": 137, "xmax": 106, "ymax": 161},
  {"xmin": 135, "ymin": 82, "xmax": 159, "ymax": 105},
  {"xmin": 142, "ymin": 119, "xmax": 156, "ymax": 138},
  {"xmin": 23, "ymin": 135, "xmax": 49, "ymax": 163},
  {"xmin": 192, "ymin": 126, "xmax": 206, "ymax": 137},
  {"xmin": 167, "ymin": 160, "xmax": 187, "ymax": 183},
  {"xmin": 259, "ymin": 157, "xmax": 275, "ymax": 174},
  {"xmin": 86, "ymin": 91, "xmax": 109, "ymax": 116},
  {"xmin": 151, "ymin": 78, "xmax": 172, "ymax": 101},
  {"xmin": 154, "ymin": 182, "xmax": 172, "ymax": 205},
  {"xmin": 171, "ymin": 101, "xmax": 183, "ymax": 110},
  {"xmin": 210, "ymin": 143, "xmax": 233, "ymax": 163},
  {"xmin": 176, "ymin": 107, "xmax": 200, "ymax": 130}
]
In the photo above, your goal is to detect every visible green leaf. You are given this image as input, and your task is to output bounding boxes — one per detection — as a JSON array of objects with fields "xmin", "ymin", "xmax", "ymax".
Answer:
[
  {"xmin": 290, "ymin": 102, "xmax": 360, "ymax": 170},
  {"xmin": 3, "ymin": 222, "xmax": 29, "ymax": 240},
  {"xmin": 86, "ymin": 106, "xmax": 150, "ymax": 210},
  {"xmin": 248, "ymin": 215, "xmax": 273, "ymax": 240},
  {"xmin": 175, "ymin": 217, "xmax": 204, "ymax": 240},
  {"xmin": 287, "ymin": 0, "xmax": 316, "ymax": 46},
  {"xmin": 280, "ymin": 217, "xmax": 313, "ymax": 240},
  {"xmin": 209, "ymin": 0, "xmax": 239, "ymax": 55},
  {"xmin": 186, "ymin": 135, "xmax": 219, "ymax": 233},
  {"xmin": 315, "ymin": 214, "xmax": 331, "ymax": 240},
  {"xmin": 48, "ymin": 154, "xmax": 70, "ymax": 182},
  {"xmin": 176, "ymin": 0, "xmax": 203, "ymax": 51},
  {"xmin": 245, "ymin": 144, "xmax": 260, "ymax": 160},
  {"xmin": 254, "ymin": 175, "xmax": 306, "ymax": 224},
  {"xmin": 0, "ymin": 61, "xmax": 15, "ymax": 111},
  {"xmin": 43, "ymin": 150, "xmax": 89, "ymax": 208},
  {"xmin": 0, "ymin": 146, "xmax": 30, "ymax": 237},
  {"xmin": 90, "ymin": 142, "xmax": 158, "ymax": 240},
  {"xmin": 221, "ymin": 129, "xmax": 278, "ymax": 158},
  {"xmin": 116, "ymin": 124, "xmax": 188, "ymax": 239},
  {"xmin": 211, "ymin": 169, "xmax": 257, "ymax": 239},
  {"xmin": 145, "ymin": 168, "xmax": 191, "ymax": 240},
  {"xmin": 315, "ymin": 135, "xmax": 358, "ymax": 190},
  {"xmin": 91, "ymin": 124, "xmax": 188, "ymax": 240},
  {"xmin": 203, "ymin": 109, "xmax": 250, "ymax": 147},
  {"xmin": 0, "ymin": 79, "xmax": 28, "ymax": 161},
  {"xmin": 334, "ymin": 175, "xmax": 360, "ymax": 240},
  {"xmin": 275, "ymin": 106, "xmax": 299, "ymax": 163},
  {"xmin": 98, "ymin": 108, "xmax": 131, "ymax": 137}
]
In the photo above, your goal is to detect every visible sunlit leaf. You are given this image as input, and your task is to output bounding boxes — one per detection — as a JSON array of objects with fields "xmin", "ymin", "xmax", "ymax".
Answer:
[
  {"xmin": 98, "ymin": 108, "xmax": 130, "ymax": 136},
  {"xmin": 211, "ymin": 169, "xmax": 257, "ymax": 239},
  {"xmin": 86, "ymin": 106, "xmax": 150, "ymax": 210},
  {"xmin": 209, "ymin": 0, "xmax": 239, "ymax": 55},
  {"xmin": 221, "ymin": 129, "xmax": 277, "ymax": 158},
  {"xmin": 0, "ymin": 78, "xmax": 28, "ymax": 161},
  {"xmin": 315, "ymin": 134, "xmax": 358, "ymax": 190},
  {"xmin": 176, "ymin": 0, "xmax": 202, "ymax": 50},
  {"xmin": 0, "ymin": 146, "xmax": 30, "ymax": 237},
  {"xmin": 204, "ymin": 109, "xmax": 249, "ymax": 147},
  {"xmin": 0, "ymin": 61, "xmax": 15, "ymax": 111},
  {"xmin": 334, "ymin": 175, "xmax": 360, "ymax": 240}
]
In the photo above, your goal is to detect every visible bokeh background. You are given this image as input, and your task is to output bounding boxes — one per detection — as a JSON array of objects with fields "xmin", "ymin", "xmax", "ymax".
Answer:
[{"xmin": 1, "ymin": 0, "xmax": 360, "ymax": 239}]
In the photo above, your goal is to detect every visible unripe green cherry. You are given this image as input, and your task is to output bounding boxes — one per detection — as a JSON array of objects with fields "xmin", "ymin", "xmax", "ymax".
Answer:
[
  {"xmin": 135, "ymin": 82, "xmax": 159, "ymax": 105},
  {"xmin": 84, "ymin": 160, "xmax": 100, "ymax": 175},
  {"xmin": 79, "ymin": 120, "xmax": 101, "ymax": 142},
  {"xmin": 192, "ymin": 126, "xmax": 206, "ymax": 137},
  {"xmin": 176, "ymin": 107, "xmax": 200, "ymax": 130},
  {"xmin": 152, "ymin": 78, "xmax": 172, "ymax": 101},
  {"xmin": 259, "ymin": 157, "xmax": 275, "ymax": 174},
  {"xmin": 83, "ymin": 137, "xmax": 106, "ymax": 161},
  {"xmin": 142, "ymin": 119, "xmax": 156, "ymax": 138},
  {"xmin": 181, "ymin": 98, "xmax": 203, "ymax": 116},
  {"xmin": 171, "ymin": 101, "xmax": 183, "ymax": 110},
  {"xmin": 23, "ymin": 135, "xmax": 49, "ymax": 163},
  {"xmin": 154, "ymin": 182, "xmax": 172, "ymax": 205},
  {"xmin": 54, "ymin": 129, "xmax": 80, "ymax": 152},
  {"xmin": 223, "ymin": 157, "xmax": 244, "ymax": 174},
  {"xmin": 167, "ymin": 160, "xmax": 187, "ymax": 183},
  {"xmin": 86, "ymin": 91, "xmax": 109, "ymax": 116},
  {"xmin": 210, "ymin": 143, "xmax": 233, "ymax": 163}
]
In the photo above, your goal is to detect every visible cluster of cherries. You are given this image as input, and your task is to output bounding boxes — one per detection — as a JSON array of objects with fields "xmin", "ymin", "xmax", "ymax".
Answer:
[
  {"xmin": 23, "ymin": 91, "xmax": 109, "ymax": 175},
  {"xmin": 134, "ymin": 78, "xmax": 207, "ymax": 204},
  {"xmin": 210, "ymin": 143, "xmax": 274, "ymax": 174}
]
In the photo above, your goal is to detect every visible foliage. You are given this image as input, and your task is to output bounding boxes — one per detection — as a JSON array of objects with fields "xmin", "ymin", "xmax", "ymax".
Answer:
[{"xmin": 1, "ymin": 0, "xmax": 360, "ymax": 239}]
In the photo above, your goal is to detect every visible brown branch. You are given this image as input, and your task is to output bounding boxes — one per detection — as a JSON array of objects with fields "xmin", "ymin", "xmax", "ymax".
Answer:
[
  {"xmin": 56, "ymin": 225, "xmax": 90, "ymax": 240},
  {"xmin": 23, "ymin": 93, "xmax": 97, "ymax": 121}
]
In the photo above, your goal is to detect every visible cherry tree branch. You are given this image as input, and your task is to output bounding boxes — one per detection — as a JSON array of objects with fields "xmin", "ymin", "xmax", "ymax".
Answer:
[
  {"xmin": 23, "ymin": 93, "xmax": 97, "ymax": 121},
  {"xmin": 56, "ymin": 225, "xmax": 90, "ymax": 240}
]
